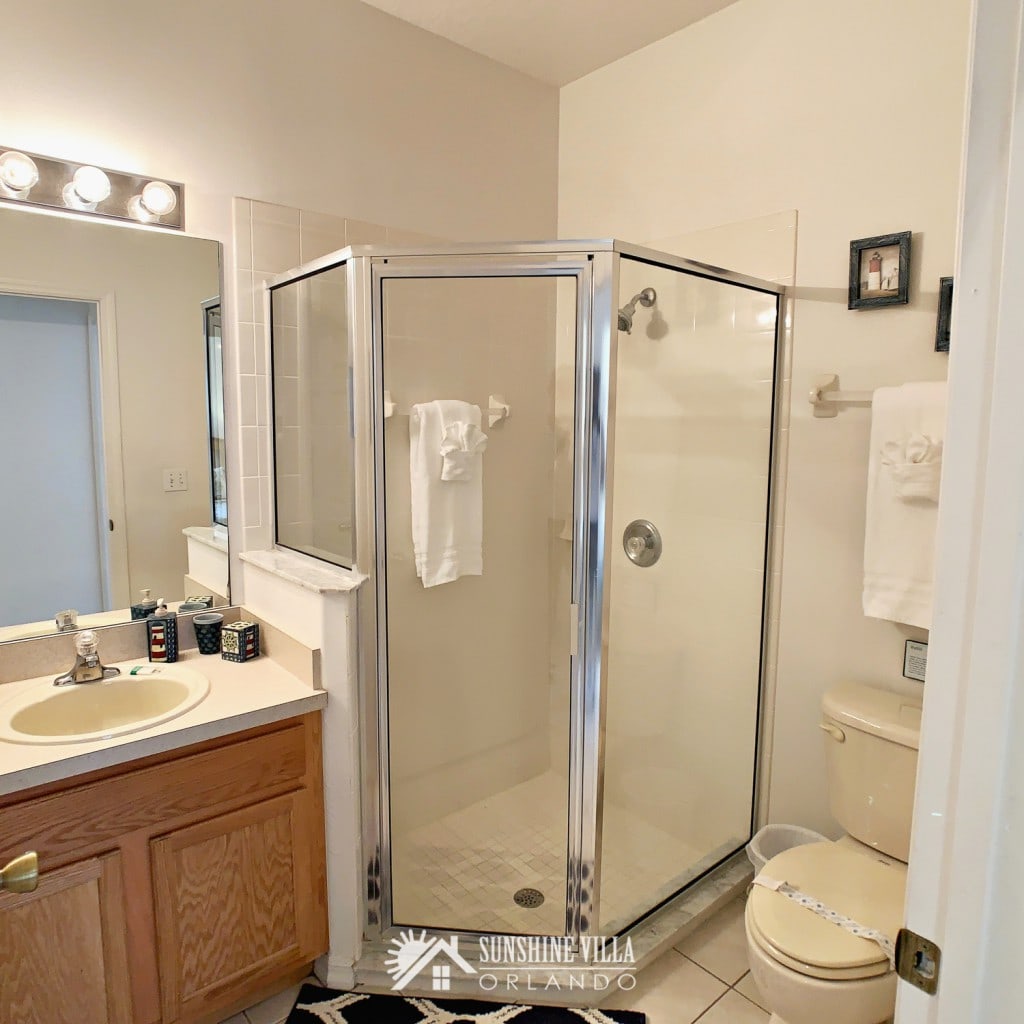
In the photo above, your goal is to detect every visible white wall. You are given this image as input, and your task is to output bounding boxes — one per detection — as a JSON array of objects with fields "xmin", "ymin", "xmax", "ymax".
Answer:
[{"xmin": 559, "ymin": 0, "xmax": 969, "ymax": 834}]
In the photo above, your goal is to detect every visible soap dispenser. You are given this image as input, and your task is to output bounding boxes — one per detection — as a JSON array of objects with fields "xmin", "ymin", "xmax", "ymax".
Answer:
[
  {"xmin": 131, "ymin": 588, "xmax": 159, "ymax": 621},
  {"xmin": 146, "ymin": 598, "xmax": 178, "ymax": 662}
]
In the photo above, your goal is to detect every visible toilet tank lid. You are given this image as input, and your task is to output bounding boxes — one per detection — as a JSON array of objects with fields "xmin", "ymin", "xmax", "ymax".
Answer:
[{"xmin": 822, "ymin": 683, "xmax": 923, "ymax": 750}]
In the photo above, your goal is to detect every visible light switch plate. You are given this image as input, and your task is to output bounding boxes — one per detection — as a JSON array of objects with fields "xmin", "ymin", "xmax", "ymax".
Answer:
[
  {"xmin": 163, "ymin": 468, "xmax": 188, "ymax": 492},
  {"xmin": 904, "ymin": 639, "xmax": 928, "ymax": 682}
]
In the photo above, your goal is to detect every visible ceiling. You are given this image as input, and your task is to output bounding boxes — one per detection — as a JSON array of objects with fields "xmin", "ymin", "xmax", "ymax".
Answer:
[{"xmin": 358, "ymin": 0, "xmax": 739, "ymax": 86}]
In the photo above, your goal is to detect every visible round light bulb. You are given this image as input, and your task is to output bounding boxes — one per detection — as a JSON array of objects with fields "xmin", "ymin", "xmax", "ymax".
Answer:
[
  {"xmin": 127, "ymin": 194, "xmax": 156, "ymax": 223},
  {"xmin": 0, "ymin": 151, "xmax": 40, "ymax": 192},
  {"xmin": 71, "ymin": 165, "xmax": 111, "ymax": 204},
  {"xmin": 140, "ymin": 180, "xmax": 177, "ymax": 216}
]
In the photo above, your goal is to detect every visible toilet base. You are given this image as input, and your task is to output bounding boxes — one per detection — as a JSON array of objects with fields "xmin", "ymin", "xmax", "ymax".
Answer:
[
  {"xmin": 763, "ymin": 998, "xmax": 892, "ymax": 1024},
  {"xmin": 766, "ymin": 1004, "xmax": 892, "ymax": 1024}
]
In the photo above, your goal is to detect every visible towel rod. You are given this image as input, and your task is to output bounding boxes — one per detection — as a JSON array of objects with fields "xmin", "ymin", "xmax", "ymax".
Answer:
[
  {"xmin": 809, "ymin": 374, "xmax": 873, "ymax": 418},
  {"xmin": 381, "ymin": 392, "xmax": 512, "ymax": 424}
]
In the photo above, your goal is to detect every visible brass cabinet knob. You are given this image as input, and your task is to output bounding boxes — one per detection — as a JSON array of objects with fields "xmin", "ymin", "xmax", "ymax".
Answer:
[{"xmin": 1, "ymin": 851, "xmax": 39, "ymax": 893}]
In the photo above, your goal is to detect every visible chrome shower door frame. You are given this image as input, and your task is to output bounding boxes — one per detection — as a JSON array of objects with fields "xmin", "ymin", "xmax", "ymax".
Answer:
[{"xmin": 356, "ymin": 247, "xmax": 614, "ymax": 948}]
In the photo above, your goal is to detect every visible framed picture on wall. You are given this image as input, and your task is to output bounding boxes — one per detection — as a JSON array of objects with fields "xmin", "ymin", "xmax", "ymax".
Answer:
[
  {"xmin": 935, "ymin": 276, "xmax": 953, "ymax": 352},
  {"xmin": 848, "ymin": 230, "xmax": 911, "ymax": 309}
]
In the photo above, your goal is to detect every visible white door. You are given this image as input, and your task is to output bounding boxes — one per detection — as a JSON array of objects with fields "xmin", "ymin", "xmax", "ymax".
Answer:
[
  {"xmin": 0, "ymin": 293, "xmax": 109, "ymax": 623},
  {"xmin": 896, "ymin": 1, "xmax": 1024, "ymax": 1020}
]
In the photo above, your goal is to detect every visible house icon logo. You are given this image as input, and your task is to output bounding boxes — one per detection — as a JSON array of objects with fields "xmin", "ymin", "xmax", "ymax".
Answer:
[{"xmin": 385, "ymin": 929, "xmax": 477, "ymax": 991}]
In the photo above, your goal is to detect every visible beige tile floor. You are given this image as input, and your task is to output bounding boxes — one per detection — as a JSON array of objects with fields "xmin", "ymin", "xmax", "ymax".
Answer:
[
  {"xmin": 225, "ymin": 896, "xmax": 766, "ymax": 1024},
  {"xmin": 602, "ymin": 896, "xmax": 770, "ymax": 1023}
]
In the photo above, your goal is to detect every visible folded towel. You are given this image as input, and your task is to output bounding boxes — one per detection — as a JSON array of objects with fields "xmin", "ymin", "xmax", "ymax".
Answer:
[
  {"xmin": 863, "ymin": 382, "xmax": 947, "ymax": 629},
  {"xmin": 409, "ymin": 400, "xmax": 485, "ymax": 587},
  {"xmin": 881, "ymin": 434, "xmax": 943, "ymax": 501},
  {"xmin": 440, "ymin": 419, "xmax": 488, "ymax": 481}
]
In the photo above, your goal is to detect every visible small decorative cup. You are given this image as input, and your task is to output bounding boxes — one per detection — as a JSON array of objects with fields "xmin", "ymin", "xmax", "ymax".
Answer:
[
  {"xmin": 221, "ymin": 620, "xmax": 260, "ymax": 662},
  {"xmin": 192, "ymin": 612, "xmax": 224, "ymax": 655}
]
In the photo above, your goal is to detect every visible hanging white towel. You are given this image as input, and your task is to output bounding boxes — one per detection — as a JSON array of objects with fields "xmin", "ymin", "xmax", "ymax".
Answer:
[
  {"xmin": 440, "ymin": 419, "xmax": 488, "ymax": 481},
  {"xmin": 409, "ymin": 400, "xmax": 486, "ymax": 587},
  {"xmin": 863, "ymin": 382, "xmax": 947, "ymax": 629}
]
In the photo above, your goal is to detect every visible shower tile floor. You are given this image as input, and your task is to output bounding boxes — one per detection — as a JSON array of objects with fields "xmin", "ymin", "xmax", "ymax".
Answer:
[{"xmin": 391, "ymin": 771, "xmax": 720, "ymax": 934}]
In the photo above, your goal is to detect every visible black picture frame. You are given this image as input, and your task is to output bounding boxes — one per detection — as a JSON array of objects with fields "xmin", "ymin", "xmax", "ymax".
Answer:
[
  {"xmin": 848, "ymin": 230, "xmax": 912, "ymax": 309},
  {"xmin": 935, "ymin": 276, "xmax": 953, "ymax": 353}
]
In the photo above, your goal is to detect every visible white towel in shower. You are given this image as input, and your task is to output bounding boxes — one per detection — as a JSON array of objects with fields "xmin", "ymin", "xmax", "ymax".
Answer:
[
  {"xmin": 409, "ymin": 400, "xmax": 486, "ymax": 587},
  {"xmin": 863, "ymin": 382, "xmax": 947, "ymax": 629},
  {"xmin": 440, "ymin": 419, "xmax": 488, "ymax": 481}
]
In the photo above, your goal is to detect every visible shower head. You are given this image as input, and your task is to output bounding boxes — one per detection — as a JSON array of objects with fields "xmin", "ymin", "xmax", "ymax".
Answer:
[{"xmin": 617, "ymin": 287, "xmax": 657, "ymax": 333}]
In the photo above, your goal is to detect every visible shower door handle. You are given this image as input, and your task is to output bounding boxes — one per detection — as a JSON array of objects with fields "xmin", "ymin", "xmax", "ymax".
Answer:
[{"xmin": 622, "ymin": 520, "xmax": 662, "ymax": 567}]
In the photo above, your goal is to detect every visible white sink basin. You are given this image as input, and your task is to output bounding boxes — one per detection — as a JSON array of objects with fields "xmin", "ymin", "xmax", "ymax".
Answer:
[{"xmin": 0, "ymin": 665, "xmax": 210, "ymax": 745}]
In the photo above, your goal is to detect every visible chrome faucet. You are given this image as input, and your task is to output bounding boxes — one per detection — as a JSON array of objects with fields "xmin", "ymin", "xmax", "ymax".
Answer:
[{"xmin": 53, "ymin": 630, "xmax": 121, "ymax": 687}]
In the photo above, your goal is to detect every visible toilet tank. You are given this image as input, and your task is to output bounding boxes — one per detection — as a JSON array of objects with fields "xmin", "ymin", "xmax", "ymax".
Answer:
[{"xmin": 821, "ymin": 682, "xmax": 923, "ymax": 861}]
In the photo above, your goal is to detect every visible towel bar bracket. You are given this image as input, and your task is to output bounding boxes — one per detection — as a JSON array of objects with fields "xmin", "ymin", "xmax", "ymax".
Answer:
[
  {"xmin": 810, "ymin": 373, "xmax": 873, "ymax": 417},
  {"xmin": 488, "ymin": 394, "xmax": 511, "ymax": 427}
]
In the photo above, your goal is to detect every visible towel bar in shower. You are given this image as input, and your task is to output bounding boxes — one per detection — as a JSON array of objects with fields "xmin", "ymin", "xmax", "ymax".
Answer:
[
  {"xmin": 809, "ymin": 373, "xmax": 873, "ymax": 417},
  {"xmin": 381, "ymin": 391, "xmax": 512, "ymax": 425}
]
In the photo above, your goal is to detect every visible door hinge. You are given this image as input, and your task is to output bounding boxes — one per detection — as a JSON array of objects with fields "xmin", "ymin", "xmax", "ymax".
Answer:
[
  {"xmin": 896, "ymin": 927, "xmax": 941, "ymax": 995},
  {"xmin": 569, "ymin": 604, "xmax": 579, "ymax": 658}
]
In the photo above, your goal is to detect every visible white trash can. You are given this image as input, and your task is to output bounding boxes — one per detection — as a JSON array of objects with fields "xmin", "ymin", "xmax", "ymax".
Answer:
[{"xmin": 746, "ymin": 824, "xmax": 828, "ymax": 874}]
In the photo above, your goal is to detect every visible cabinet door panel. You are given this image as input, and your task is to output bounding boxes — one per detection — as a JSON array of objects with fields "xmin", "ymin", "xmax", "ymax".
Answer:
[
  {"xmin": 152, "ymin": 793, "xmax": 314, "ymax": 1022},
  {"xmin": 0, "ymin": 853, "xmax": 132, "ymax": 1023}
]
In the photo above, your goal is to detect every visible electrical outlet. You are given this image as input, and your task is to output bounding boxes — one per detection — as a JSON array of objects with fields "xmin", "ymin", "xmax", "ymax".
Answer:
[{"xmin": 163, "ymin": 469, "xmax": 188, "ymax": 492}]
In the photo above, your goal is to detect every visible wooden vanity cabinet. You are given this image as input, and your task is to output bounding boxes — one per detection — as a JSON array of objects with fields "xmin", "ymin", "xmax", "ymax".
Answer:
[
  {"xmin": 0, "ymin": 712, "xmax": 328, "ymax": 1024},
  {"xmin": 0, "ymin": 853, "xmax": 132, "ymax": 1023}
]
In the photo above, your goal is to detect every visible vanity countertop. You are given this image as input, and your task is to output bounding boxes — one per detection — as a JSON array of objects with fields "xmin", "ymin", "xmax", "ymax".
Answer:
[{"xmin": 0, "ymin": 649, "xmax": 327, "ymax": 797}]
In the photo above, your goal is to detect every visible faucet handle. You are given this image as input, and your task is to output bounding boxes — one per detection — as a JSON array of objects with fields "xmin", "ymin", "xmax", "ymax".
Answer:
[
  {"xmin": 55, "ymin": 609, "xmax": 78, "ymax": 632},
  {"xmin": 75, "ymin": 630, "xmax": 99, "ymax": 656}
]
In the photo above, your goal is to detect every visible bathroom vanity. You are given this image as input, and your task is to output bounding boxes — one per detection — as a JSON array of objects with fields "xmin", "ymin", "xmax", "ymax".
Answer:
[{"xmin": 0, "ymin": 653, "xmax": 328, "ymax": 1024}]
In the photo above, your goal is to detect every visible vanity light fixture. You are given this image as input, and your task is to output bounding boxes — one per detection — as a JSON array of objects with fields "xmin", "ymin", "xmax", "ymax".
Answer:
[{"xmin": 0, "ymin": 145, "xmax": 184, "ymax": 230}]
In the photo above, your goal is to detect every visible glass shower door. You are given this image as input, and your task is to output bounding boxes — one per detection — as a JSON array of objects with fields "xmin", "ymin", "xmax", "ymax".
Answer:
[
  {"xmin": 598, "ymin": 257, "xmax": 778, "ymax": 932},
  {"xmin": 378, "ymin": 266, "xmax": 582, "ymax": 936}
]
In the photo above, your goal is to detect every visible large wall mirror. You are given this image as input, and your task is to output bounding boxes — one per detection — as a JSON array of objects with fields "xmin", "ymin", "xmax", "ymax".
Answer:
[{"xmin": 0, "ymin": 205, "xmax": 228, "ymax": 643}]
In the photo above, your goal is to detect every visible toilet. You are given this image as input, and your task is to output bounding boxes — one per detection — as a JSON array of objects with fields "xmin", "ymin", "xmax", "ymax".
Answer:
[{"xmin": 745, "ymin": 682, "xmax": 923, "ymax": 1024}]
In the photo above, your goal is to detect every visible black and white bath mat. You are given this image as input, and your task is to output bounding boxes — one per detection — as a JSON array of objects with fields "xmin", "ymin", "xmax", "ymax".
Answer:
[{"xmin": 284, "ymin": 984, "xmax": 646, "ymax": 1023}]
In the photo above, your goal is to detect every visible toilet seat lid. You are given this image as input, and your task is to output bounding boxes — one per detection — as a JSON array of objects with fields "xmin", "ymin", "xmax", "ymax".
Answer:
[{"xmin": 749, "ymin": 841, "xmax": 906, "ymax": 974}]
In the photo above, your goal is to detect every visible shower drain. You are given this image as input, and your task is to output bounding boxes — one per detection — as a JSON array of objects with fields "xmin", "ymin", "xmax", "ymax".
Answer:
[{"xmin": 513, "ymin": 888, "xmax": 546, "ymax": 909}]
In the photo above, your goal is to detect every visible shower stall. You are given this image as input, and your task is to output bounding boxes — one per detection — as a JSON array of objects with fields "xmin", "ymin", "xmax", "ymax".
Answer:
[{"xmin": 268, "ymin": 241, "xmax": 782, "ymax": 949}]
